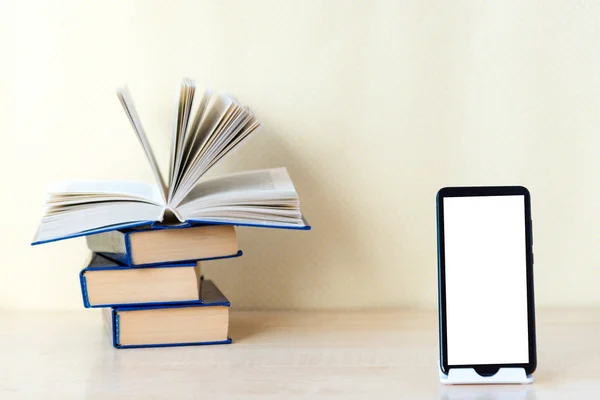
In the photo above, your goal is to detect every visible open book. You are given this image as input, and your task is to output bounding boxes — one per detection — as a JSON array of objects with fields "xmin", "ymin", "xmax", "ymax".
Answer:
[{"xmin": 33, "ymin": 79, "xmax": 308, "ymax": 245}]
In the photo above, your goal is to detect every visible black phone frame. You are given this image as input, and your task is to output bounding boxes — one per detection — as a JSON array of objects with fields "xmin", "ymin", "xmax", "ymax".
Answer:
[{"xmin": 436, "ymin": 186, "xmax": 536, "ymax": 377}]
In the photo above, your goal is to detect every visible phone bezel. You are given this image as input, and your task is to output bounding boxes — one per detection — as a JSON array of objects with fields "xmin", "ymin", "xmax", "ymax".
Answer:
[{"xmin": 436, "ymin": 186, "xmax": 536, "ymax": 376}]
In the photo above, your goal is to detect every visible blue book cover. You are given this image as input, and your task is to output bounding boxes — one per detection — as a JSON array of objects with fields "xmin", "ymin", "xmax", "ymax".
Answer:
[
  {"xmin": 84, "ymin": 224, "xmax": 244, "ymax": 267},
  {"xmin": 81, "ymin": 253, "xmax": 212, "ymax": 308},
  {"xmin": 104, "ymin": 279, "xmax": 232, "ymax": 349},
  {"xmin": 32, "ymin": 217, "xmax": 311, "ymax": 246}
]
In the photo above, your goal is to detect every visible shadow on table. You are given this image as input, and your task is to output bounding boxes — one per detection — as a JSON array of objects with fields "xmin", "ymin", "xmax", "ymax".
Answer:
[{"xmin": 228, "ymin": 313, "xmax": 270, "ymax": 343}]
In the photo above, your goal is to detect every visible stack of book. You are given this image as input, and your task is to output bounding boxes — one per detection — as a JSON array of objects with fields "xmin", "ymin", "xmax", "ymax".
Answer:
[
  {"xmin": 82, "ymin": 225, "xmax": 239, "ymax": 348},
  {"xmin": 32, "ymin": 79, "xmax": 309, "ymax": 348}
]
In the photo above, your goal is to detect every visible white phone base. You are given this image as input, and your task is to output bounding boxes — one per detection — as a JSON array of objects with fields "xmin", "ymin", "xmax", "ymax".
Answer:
[
  {"xmin": 439, "ymin": 367, "xmax": 533, "ymax": 385},
  {"xmin": 439, "ymin": 382, "xmax": 533, "ymax": 400}
]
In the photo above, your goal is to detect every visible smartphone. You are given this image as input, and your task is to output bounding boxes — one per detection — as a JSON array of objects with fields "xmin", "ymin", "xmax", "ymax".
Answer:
[{"xmin": 436, "ymin": 186, "xmax": 536, "ymax": 376}]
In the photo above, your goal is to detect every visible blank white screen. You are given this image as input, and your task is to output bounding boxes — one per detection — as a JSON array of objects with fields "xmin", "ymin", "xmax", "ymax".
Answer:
[{"xmin": 444, "ymin": 195, "xmax": 529, "ymax": 365}]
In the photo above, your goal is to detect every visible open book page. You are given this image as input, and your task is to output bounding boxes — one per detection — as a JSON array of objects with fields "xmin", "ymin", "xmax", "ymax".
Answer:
[
  {"xmin": 168, "ymin": 79, "xmax": 195, "ymax": 201},
  {"xmin": 190, "ymin": 107, "xmax": 260, "ymax": 184},
  {"xmin": 170, "ymin": 97, "xmax": 261, "ymax": 208},
  {"xmin": 44, "ymin": 181, "xmax": 164, "ymax": 203},
  {"xmin": 117, "ymin": 86, "xmax": 168, "ymax": 203},
  {"xmin": 174, "ymin": 168, "xmax": 305, "ymax": 227},
  {"xmin": 170, "ymin": 93, "xmax": 234, "ymax": 206},
  {"xmin": 32, "ymin": 181, "xmax": 165, "ymax": 244},
  {"xmin": 169, "ymin": 90, "xmax": 212, "ymax": 191},
  {"xmin": 170, "ymin": 89, "xmax": 211, "ymax": 198},
  {"xmin": 33, "ymin": 202, "xmax": 164, "ymax": 244}
]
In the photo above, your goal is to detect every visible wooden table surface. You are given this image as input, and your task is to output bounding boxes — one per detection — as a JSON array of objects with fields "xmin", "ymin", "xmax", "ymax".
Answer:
[{"xmin": 0, "ymin": 309, "xmax": 599, "ymax": 399}]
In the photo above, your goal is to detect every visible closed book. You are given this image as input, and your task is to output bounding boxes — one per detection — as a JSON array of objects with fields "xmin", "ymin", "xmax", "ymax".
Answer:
[
  {"xmin": 103, "ymin": 280, "xmax": 231, "ymax": 349},
  {"xmin": 80, "ymin": 253, "xmax": 207, "ymax": 308},
  {"xmin": 86, "ymin": 224, "xmax": 242, "ymax": 266}
]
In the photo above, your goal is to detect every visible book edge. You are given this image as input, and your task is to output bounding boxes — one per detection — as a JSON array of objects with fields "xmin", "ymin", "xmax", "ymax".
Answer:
[
  {"xmin": 97, "ymin": 249, "xmax": 243, "ymax": 268},
  {"xmin": 112, "ymin": 309, "xmax": 119, "ymax": 347},
  {"xmin": 115, "ymin": 338, "xmax": 232, "ymax": 349},
  {"xmin": 32, "ymin": 216, "xmax": 312, "ymax": 246},
  {"xmin": 79, "ymin": 270, "xmax": 91, "ymax": 308},
  {"xmin": 114, "ymin": 300, "xmax": 230, "ymax": 312},
  {"xmin": 31, "ymin": 221, "xmax": 155, "ymax": 246}
]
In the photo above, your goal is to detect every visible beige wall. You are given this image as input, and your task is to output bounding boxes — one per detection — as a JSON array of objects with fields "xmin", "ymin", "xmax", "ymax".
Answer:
[{"xmin": 1, "ymin": 1, "xmax": 598, "ymax": 310}]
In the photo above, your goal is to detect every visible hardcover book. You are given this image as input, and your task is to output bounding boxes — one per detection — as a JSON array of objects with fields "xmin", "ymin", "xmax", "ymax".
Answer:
[
  {"xmin": 86, "ymin": 224, "xmax": 241, "ymax": 266},
  {"xmin": 103, "ymin": 279, "xmax": 231, "ymax": 349},
  {"xmin": 80, "ymin": 253, "xmax": 219, "ymax": 308},
  {"xmin": 32, "ymin": 78, "xmax": 310, "ymax": 245}
]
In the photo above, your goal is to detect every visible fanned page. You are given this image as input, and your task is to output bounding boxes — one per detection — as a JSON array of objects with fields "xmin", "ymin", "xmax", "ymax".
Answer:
[
  {"xmin": 169, "ymin": 92, "xmax": 261, "ymax": 208},
  {"xmin": 170, "ymin": 88, "xmax": 211, "ymax": 198},
  {"xmin": 168, "ymin": 79, "xmax": 195, "ymax": 201},
  {"xmin": 32, "ymin": 181, "xmax": 165, "ymax": 244},
  {"xmin": 117, "ymin": 86, "xmax": 168, "ymax": 203},
  {"xmin": 174, "ymin": 168, "xmax": 306, "ymax": 228}
]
